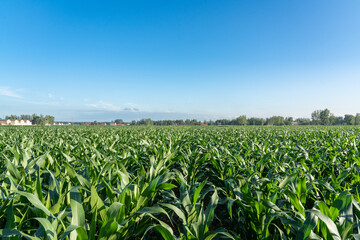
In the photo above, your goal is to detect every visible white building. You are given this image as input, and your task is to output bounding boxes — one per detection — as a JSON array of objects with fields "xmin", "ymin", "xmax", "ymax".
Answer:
[{"xmin": 0, "ymin": 119, "xmax": 32, "ymax": 125}]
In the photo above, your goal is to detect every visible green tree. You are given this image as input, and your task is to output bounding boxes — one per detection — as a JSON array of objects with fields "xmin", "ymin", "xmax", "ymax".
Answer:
[
  {"xmin": 319, "ymin": 108, "xmax": 330, "ymax": 125},
  {"xmin": 175, "ymin": 119, "xmax": 184, "ymax": 125},
  {"xmin": 284, "ymin": 117, "xmax": 294, "ymax": 125},
  {"xmin": 344, "ymin": 114, "xmax": 355, "ymax": 125},
  {"xmin": 5, "ymin": 115, "xmax": 19, "ymax": 119},
  {"xmin": 232, "ymin": 115, "xmax": 247, "ymax": 125},
  {"xmin": 355, "ymin": 113, "xmax": 360, "ymax": 125},
  {"xmin": 20, "ymin": 114, "xmax": 31, "ymax": 120},
  {"xmin": 144, "ymin": 118, "xmax": 153, "ymax": 126},
  {"xmin": 45, "ymin": 115, "xmax": 55, "ymax": 125},
  {"xmin": 295, "ymin": 118, "xmax": 311, "ymax": 125},
  {"xmin": 267, "ymin": 116, "xmax": 285, "ymax": 126},
  {"xmin": 215, "ymin": 119, "xmax": 231, "ymax": 125},
  {"xmin": 115, "ymin": 119, "xmax": 124, "ymax": 124},
  {"xmin": 248, "ymin": 117, "xmax": 265, "ymax": 125},
  {"xmin": 311, "ymin": 110, "xmax": 321, "ymax": 125},
  {"xmin": 32, "ymin": 116, "xmax": 45, "ymax": 125}
]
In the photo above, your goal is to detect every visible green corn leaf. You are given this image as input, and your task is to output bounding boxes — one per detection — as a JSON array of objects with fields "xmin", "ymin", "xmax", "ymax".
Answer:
[
  {"xmin": 279, "ymin": 173, "xmax": 297, "ymax": 189},
  {"xmin": 161, "ymin": 203, "xmax": 187, "ymax": 224},
  {"xmin": 90, "ymin": 185, "xmax": 106, "ymax": 222},
  {"xmin": 15, "ymin": 191, "xmax": 51, "ymax": 216},
  {"xmin": 309, "ymin": 209, "xmax": 341, "ymax": 240},
  {"xmin": 34, "ymin": 218, "xmax": 57, "ymax": 240},
  {"xmin": 295, "ymin": 212, "xmax": 317, "ymax": 240},
  {"xmin": 142, "ymin": 225, "xmax": 176, "ymax": 240}
]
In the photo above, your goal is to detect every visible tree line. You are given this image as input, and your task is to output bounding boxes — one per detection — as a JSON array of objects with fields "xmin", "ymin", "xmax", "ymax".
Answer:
[
  {"xmin": 127, "ymin": 116, "xmax": 293, "ymax": 126},
  {"xmin": 3, "ymin": 114, "xmax": 55, "ymax": 125},
  {"xmin": 124, "ymin": 109, "xmax": 360, "ymax": 126},
  {"xmin": 5, "ymin": 109, "xmax": 357, "ymax": 126}
]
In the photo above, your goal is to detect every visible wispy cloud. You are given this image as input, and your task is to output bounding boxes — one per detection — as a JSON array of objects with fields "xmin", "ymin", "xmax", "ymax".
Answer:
[
  {"xmin": 87, "ymin": 101, "xmax": 140, "ymax": 112},
  {"xmin": 0, "ymin": 87, "xmax": 22, "ymax": 98},
  {"xmin": 22, "ymin": 100, "xmax": 61, "ymax": 106},
  {"xmin": 87, "ymin": 101, "xmax": 123, "ymax": 112},
  {"xmin": 124, "ymin": 107, "xmax": 139, "ymax": 111}
]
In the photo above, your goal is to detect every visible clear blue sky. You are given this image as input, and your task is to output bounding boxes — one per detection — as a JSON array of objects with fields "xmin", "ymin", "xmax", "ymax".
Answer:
[{"xmin": 1, "ymin": 0, "xmax": 360, "ymax": 121}]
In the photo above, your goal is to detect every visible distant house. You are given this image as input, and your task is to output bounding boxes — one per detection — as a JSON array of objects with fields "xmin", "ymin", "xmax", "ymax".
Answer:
[
  {"xmin": 10, "ymin": 119, "xmax": 19, "ymax": 125},
  {"xmin": 20, "ymin": 120, "xmax": 32, "ymax": 125},
  {"xmin": 110, "ymin": 122, "xmax": 117, "ymax": 126},
  {"xmin": 0, "ymin": 119, "xmax": 32, "ymax": 126}
]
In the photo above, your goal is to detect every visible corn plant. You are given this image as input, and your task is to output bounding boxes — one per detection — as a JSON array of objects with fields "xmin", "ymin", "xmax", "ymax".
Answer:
[{"xmin": 1, "ymin": 126, "xmax": 360, "ymax": 239}]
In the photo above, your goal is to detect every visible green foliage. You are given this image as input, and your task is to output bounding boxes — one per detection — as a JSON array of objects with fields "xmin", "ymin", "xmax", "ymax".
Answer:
[
  {"xmin": 1, "ymin": 126, "xmax": 360, "ymax": 239},
  {"xmin": 267, "ymin": 116, "xmax": 285, "ymax": 125}
]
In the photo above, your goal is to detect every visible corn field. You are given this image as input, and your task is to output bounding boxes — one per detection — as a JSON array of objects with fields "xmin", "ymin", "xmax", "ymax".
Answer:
[{"xmin": 1, "ymin": 126, "xmax": 360, "ymax": 239}]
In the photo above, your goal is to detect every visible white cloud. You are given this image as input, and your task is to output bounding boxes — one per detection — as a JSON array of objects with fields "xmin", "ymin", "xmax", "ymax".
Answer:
[
  {"xmin": 164, "ymin": 109, "xmax": 177, "ymax": 113},
  {"xmin": 48, "ymin": 93, "xmax": 54, "ymax": 98},
  {"xmin": 0, "ymin": 87, "xmax": 22, "ymax": 98},
  {"xmin": 21, "ymin": 100, "xmax": 61, "ymax": 106},
  {"xmin": 87, "ymin": 101, "xmax": 140, "ymax": 112},
  {"xmin": 87, "ymin": 101, "xmax": 123, "ymax": 112}
]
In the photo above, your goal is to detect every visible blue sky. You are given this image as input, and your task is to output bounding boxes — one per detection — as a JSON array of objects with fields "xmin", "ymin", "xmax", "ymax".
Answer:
[{"xmin": 1, "ymin": 0, "xmax": 360, "ymax": 121}]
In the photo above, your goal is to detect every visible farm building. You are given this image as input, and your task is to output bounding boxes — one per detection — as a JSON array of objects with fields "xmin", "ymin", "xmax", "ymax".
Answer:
[{"xmin": 0, "ymin": 119, "xmax": 32, "ymax": 125}]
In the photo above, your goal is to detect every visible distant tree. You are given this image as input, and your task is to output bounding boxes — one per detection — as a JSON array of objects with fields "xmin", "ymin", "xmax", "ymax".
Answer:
[
  {"xmin": 355, "ymin": 113, "xmax": 360, "ymax": 125},
  {"xmin": 231, "ymin": 115, "xmax": 247, "ymax": 125},
  {"xmin": 154, "ymin": 120, "xmax": 175, "ymax": 126},
  {"xmin": 295, "ymin": 118, "xmax": 311, "ymax": 125},
  {"xmin": 329, "ymin": 114, "xmax": 344, "ymax": 125},
  {"xmin": 190, "ymin": 119, "xmax": 200, "ymax": 125},
  {"xmin": 20, "ymin": 114, "xmax": 31, "ymax": 120},
  {"xmin": 5, "ymin": 115, "xmax": 19, "ymax": 119},
  {"xmin": 284, "ymin": 117, "xmax": 294, "ymax": 125},
  {"xmin": 319, "ymin": 108, "xmax": 330, "ymax": 125},
  {"xmin": 344, "ymin": 114, "xmax": 355, "ymax": 125},
  {"xmin": 175, "ymin": 120, "xmax": 184, "ymax": 125},
  {"xmin": 144, "ymin": 118, "xmax": 153, "ymax": 126},
  {"xmin": 267, "ymin": 116, "xmax": 285, "ymax": 126},
  {"xmin": 32, "ymin": 116, "xmax": 45, "ymax": 125},
  {"xmin": 115, "ymin": 119, "xmax": 124, "ymax": 124},
  {"xmin": 329, "ymin": 114, "xmax": 336, "ymax": 125},
  {"xmin": 215, "ymin": 119, "xmax": 231, "ymax": 125},
  {"xmin": 311, "ymin": 109, "xmax": 331, "ymax": 125},
  {"xmin": 311, "ymin": 110, "xmax": 321, "ymax": 125},
  {"xmin": 248, "ymin": 117, "xmax": 265, "ymax": 125},
  {"xmin": 334, "ymin": 116, "xmax": 344, "ymax": 125},
  {"xmin": 45, "ymin": 115, "xmax": 55, "ymax": 125}
]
